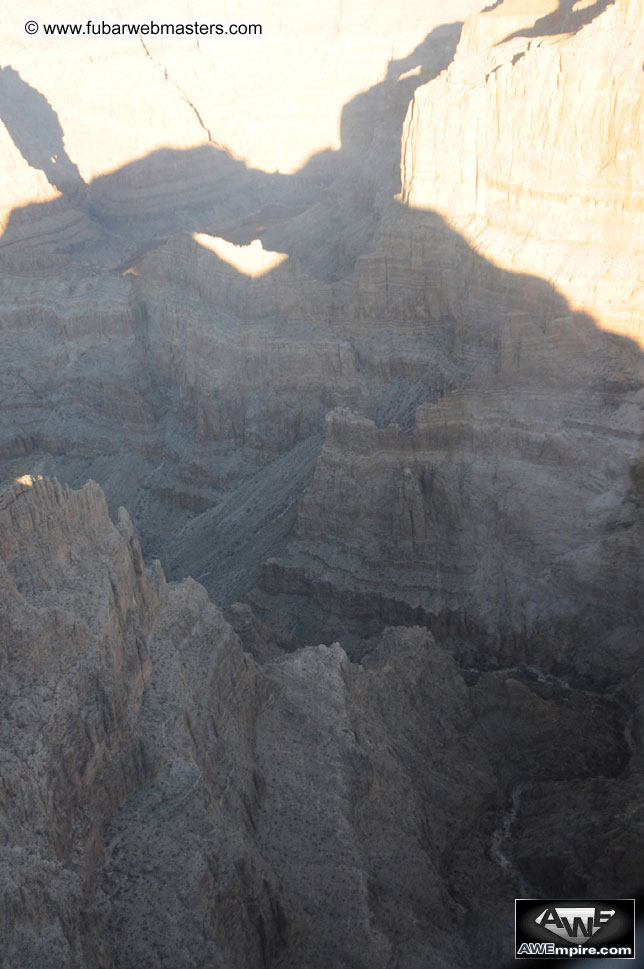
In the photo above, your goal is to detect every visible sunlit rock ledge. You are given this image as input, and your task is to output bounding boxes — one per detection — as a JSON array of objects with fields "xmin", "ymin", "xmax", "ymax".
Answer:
[{"xmin": 401, "ymin": 0, "xmax": 644, "ymax": 345}]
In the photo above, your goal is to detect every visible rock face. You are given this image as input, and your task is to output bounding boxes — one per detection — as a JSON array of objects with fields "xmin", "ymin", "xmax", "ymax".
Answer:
[
  {"xmin": 0, "ymin": 478, "xmax": 641, "ymax": 968},
  {"xmin": 1, "ymin": 1, "xmax": 642, "ymax": 656},
  {"xmin": 0, "ymin": 476, "xmax": 159, "ymax": 967},
  {"xmin": 402, "ymin": 0, "xmax": 644, "ymax": 345},
  {"xmin": 251, "ymin": 0, "xmax": 644, "ymax": 670},
  {"xmin": 1, "ymin": 0, "xmax": 644, "ymax": 965}
]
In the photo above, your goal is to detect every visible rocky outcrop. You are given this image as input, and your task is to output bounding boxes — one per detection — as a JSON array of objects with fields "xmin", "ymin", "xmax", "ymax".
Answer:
[
  {"xmin": 257, "ymin": 383, "xmax": 644, "ymax": 675},
  {"xmin": 0, "ymin": 475, "xmax": 161, "ymax": 967},
  {"xmin": 0, "ymin": 476, "xmax": 279, "ymax": 968},
  {"xmin": 1, "ymin": 478, "xmax": 640, "ymax": 968}
]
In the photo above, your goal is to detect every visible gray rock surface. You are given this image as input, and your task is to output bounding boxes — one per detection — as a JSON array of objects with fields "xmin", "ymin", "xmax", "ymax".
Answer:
[
  {"xmin": 0, "ymin": 478, "xmax": 641, "ymax": 967},
  {"xmin": 1, "ymin": 0, "xmax": 643, "ymax": 965}
]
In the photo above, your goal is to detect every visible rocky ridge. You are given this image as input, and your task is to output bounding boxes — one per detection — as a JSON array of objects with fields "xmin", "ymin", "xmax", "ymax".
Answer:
[{"xmin": 1, "ymin": 477, "xmax": 642, "ymax": 968}]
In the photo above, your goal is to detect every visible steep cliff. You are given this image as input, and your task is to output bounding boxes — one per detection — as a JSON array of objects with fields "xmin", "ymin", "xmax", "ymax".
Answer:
[
  {"xmin": 1, "ymin": 478, "xmax": 641, "ymax": 968},
  {"xmin": 1, "ymin": 0, "xmax": 643, "ymax": 963},
  {"xmin": 402, "ymin": 0, "xmax": 644, "ymax": 345},
  {"xmin": 251, "ymin": 0, "xmax": 644, "ymax": 670}
]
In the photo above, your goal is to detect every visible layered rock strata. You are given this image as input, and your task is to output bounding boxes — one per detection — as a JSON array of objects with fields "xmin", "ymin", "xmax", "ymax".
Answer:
[
  {"xmin": 401, "ymin": 0, "xmax": 644, "ymax": 345},
  {"xmin": 1, "ymin": 3, "xmax": 643, "ymax": 963},
  {"xmin": 1, "ymin": 3, "xmax": 642, "ymax": 667}
]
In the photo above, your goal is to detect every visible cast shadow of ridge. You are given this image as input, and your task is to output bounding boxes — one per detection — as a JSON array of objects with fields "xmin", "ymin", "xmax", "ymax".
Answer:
[
  {"xmin": 0, "ymin": 18, "xmax": 642, "ymax": 654},
  {"xmin": 0, "ymin": 65, "xmax": 86, "ymax": 202},
  {"xmin": 0, "ymin": 21, "xmax": 464, "ymax": 281},
  {"xmin": 498, "ymin": 0, "xmax": 617, "ymax": 43},
  {"xmin": 0, "ymin": 17, "xmax": 642, "ymax": 641}
]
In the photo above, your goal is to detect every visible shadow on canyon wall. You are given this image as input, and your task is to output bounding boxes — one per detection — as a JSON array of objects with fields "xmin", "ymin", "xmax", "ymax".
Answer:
[
  {"xmin": 499, "ymin": 0, "xmax": 617, "ymax": 42},
  {"xmin": 0, "ymin": 14, "xmax": 643, "ymax": 968},
  {"xmin": 0, "ymin": 65, "xmax": 86, "ymax": 201},
  {"xmin": 0, "ymin": 23, "xmax": 463, "ymax": 281},
  {"xmin": 0, "ymin": 11, "xmax": 641, "ymax": 655}
]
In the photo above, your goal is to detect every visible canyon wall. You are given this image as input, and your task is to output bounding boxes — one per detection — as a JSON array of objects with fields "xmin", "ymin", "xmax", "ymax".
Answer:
[
  {"xmin": 251, "ymin": 0, "xmax": 644, "ymax": 667},
  {"xmin": 3, "ymin": 4, "xmax": 641, "ymax": 668},
  {"xmin": 1, "ymin": 477, "xmax": 641, "ymax": 968},
  {"xmin": 402, "ymin": 0, "xmax": 644, "ymax": 345},
  {"xmin": 1, "ymin": 1, "xmax": 643, "ymax": 964}
]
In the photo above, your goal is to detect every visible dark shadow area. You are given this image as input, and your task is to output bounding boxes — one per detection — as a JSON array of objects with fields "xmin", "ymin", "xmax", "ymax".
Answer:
[
  {"xmin": 498, "ymin": 0, "xmax": 616, "ymax": 43},
  {"xmin": 0, "ymin": 65, "xmax": 86, "ymax": 202},
  {"xmin": 252, "ymin": 21, "xmax": 465, "ymax": 280},
  {"xmin": 343, "ymin": 21, "xmax": 463, "ymax": 162},
  {"xmin": 0, "ymin": 15, "xmax": 641, "ymax": 644},
  {"xmin": 0, "ymin": 16, "xmax": 642, "ymax": 650}
]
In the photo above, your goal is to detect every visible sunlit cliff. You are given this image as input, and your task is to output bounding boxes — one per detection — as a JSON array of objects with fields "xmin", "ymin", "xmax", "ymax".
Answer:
[{"xmin": 402, "ymin": 0, "xmax": 644, "ymax": 344}]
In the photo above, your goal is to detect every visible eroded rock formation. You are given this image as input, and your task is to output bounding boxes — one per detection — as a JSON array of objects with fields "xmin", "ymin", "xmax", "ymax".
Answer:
[
  {"xmin": 1, "ymin": 478, "xmax": 641, "ymax": 968},
  {"xmin": 1, "ymin": 0, "xmax": 643, "ymax": 964}
]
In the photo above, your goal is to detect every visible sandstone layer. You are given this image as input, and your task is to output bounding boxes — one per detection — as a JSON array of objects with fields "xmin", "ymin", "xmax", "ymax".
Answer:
[{"xmin": 402, "ymin": 0, "xmax": 644, "ymax": 345}]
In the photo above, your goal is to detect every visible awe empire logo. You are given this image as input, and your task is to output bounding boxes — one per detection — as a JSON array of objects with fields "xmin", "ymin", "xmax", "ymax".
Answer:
[
  {"xmin": 534, "ymin": 905, "xmax": 616, "ymax": 944},
  {"xmin": 515, "ymin": 899, "xmax": 636, "ymax": 960}
]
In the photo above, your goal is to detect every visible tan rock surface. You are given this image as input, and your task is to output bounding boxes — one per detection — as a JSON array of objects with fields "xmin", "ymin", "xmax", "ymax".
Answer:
[{"xmin": 401, "ymin": 0, "xmax": 644, "ymax": 344}]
